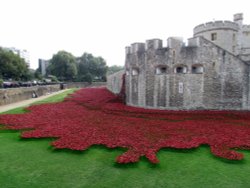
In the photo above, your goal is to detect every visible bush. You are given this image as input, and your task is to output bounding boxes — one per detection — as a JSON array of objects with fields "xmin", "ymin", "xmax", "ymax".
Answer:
[{"xmin": 0, "ymin": 79, "xmax": 3, "ymax": 88}]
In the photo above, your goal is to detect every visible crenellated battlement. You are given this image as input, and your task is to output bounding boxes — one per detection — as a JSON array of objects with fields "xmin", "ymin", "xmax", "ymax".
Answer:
[
  {"xmin": 131, "ymin": 43, "xmax": 145, "ymax": 53},
  {"xmin": 146, "ymin": 39, "xmax": 163, "ymax": 50},
  {"xmin": 126, "ymin": 38, "xmax": 185, "ymax": 54},
  {"xmin": 193, "ymin": 20, "xmax": 239, "ymax": 35},
  {"xmin": 243, "ymin": 25, "xmax": 250, "ymax": 29},
  {"xmin": 126, "ymin": 39, "xmax": 163, "ymax": 54}
]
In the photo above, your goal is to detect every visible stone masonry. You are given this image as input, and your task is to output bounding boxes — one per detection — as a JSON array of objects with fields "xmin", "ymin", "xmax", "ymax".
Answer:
[{"xmin": 108, "ymin": 13, "xmax": 250, "ymax": 110}]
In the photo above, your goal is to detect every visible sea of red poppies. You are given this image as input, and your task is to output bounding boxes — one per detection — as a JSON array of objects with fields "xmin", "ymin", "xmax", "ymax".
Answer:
[{"xmin": 1, "ymin": 87, "xmax": 250, "ymax": 164}]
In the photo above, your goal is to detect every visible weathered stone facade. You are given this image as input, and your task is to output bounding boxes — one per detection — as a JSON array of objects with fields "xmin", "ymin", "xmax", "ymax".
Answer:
[
  {"xmin": 107, "ymin": 70, "xmax": 124, "ymax": 94},
  {"xmin": 108, "ymin": 13, "xmax": 250, "ymax": 110}
]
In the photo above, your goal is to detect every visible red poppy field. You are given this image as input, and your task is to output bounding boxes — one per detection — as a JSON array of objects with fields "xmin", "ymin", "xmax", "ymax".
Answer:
[{"xmin": 1, "ymin": 87, "xmax": 250, "ymax": 164}]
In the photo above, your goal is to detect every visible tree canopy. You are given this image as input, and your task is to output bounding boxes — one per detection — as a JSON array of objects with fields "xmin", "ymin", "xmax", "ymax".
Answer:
[
  {"xmin": 47, "ymin": 51, "xmax": 77, "ymax": 81},
  {"xmin": 77, "ymin": 53, "xmax": 108, "ymax": 82},
  {"xmin": 46, "ymin": 51, "xmax": 108, "ymax": 82},
  {"xmin": 0, "ymin": 48, "xmax": 30, "ymax": 80}
]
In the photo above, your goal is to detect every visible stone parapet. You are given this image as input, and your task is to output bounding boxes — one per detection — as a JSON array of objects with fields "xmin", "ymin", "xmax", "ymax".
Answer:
[{"xmin": 193, "ymin": 21, "xmax": 239, "ymax": 35}]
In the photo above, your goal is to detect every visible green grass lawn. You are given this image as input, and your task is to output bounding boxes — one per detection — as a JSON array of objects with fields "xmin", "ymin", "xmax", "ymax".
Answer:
[{"xmin": 1, "ymin": 89, "xmax": 250, "ymax": 188}]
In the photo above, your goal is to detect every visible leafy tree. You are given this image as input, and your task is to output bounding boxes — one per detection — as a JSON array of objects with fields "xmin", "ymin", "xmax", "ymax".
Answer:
[
  {"xmin": 48, "ymin": 75, "xmax": 59, "ymax": 82},
  {"xmin": 47, "ymin": 51, "xmax": 77, "ymax": 81},
  {"xmin": 0, "ymin": 48, "xmax": 30, "ymax": 80},
  {"xmin": 20, "ymin": 69, "xmax": 35, "ymax": 81},
  {"xmin": 0, "ymin": 78, "xmax": 3, "ymax": 88},
  {"xmin": 77, "ymin": 53, "xmax": 108, "ymax": 82},
  {"xmin": 34, "ymin": 69, "xmax": 43, "ymax": 80}
]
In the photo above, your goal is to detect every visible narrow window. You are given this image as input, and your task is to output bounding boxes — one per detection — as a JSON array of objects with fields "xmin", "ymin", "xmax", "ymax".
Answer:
[
  {"xmin": 211, "ymin": 33, "xmax": 217, "ymax": 41},
  {"xmin": 175, "ymin": 66, "xmax": 187, "ymax": 74},
  {"xmin": 192, "ymin": 65, "xmax": 204, "ymax": 74},
  {"xmin": 132, "ymin": 68, "xmax": 139, "ymax": 76},
  {"xmin": 126, "ymin": 70, "xmax": 130, "ymax": 76},
  {"xmin": 156, "ymin": 66, "xmax": 167, "ymax": 75},
  {"xmin": 172, "ymin": 50, "xmax": 176, "ymax": 64}
]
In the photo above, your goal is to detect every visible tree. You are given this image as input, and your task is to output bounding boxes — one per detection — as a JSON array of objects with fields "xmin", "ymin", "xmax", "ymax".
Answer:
[
  {"xmin": 34, "ymin": 69, "xmax": 43, "ymax": 80},
  {"xmin": 0, "ymin": 48, "xmax": 30, "ymax": 80},
  {"xmin": 77, "ymin": 52, "xmax": 108, "ymax": 82},
  {"xmin": 47, "ymin": 51, "xmax": 77, "ymax": 81}
]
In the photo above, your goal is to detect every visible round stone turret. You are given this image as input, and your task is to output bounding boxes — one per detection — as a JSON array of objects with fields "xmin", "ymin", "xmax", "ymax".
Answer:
[
  {"xmin": 193, "ymin": 20, "xmax": 239, "ymax": 54},
  {"xmin": 193, "ymin": 21, "xmax": 239, "ymax": 35}
]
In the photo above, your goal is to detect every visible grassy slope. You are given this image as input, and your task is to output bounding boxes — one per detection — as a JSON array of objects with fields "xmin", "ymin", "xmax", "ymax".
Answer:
[{"xmin": 0, "ymin": 89, "xmax": 250, "ymax": 188}]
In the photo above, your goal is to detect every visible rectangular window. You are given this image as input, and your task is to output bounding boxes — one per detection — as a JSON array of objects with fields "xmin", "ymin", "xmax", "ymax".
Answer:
[{"xmin": 211, "ymin": 33, "xmax": 217, "ymax": 41}]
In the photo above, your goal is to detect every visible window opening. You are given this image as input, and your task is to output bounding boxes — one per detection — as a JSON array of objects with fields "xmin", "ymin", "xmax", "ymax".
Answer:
[{"xmin": 211, "ymin": 33, "xmax": 217, "ymax": 41}]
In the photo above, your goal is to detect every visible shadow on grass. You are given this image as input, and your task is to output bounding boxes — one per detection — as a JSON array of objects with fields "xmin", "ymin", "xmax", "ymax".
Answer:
[
  {"xmin": 49, "ymin": 144, "xmax": 127, "ymax": 156},
  {"xmin": 0, "ymin": 129, "xmax": 20, "ymax": 133},
  {"xmin": 213, "ymin": 156, "xmax": 247, "ymax": 164},
  {"xmin": 159, "ymin": 147, "xmax": 199, "ymax": 154},
  {"xmin": 1, "ymin": 107, "xmax": 30, "ymax": 115}
]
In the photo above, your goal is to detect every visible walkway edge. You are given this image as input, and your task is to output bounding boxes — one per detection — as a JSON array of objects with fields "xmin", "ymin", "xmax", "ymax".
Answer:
[{"xmin": 0, "ymin": 89, "xmax": 70, "ymax": 113}]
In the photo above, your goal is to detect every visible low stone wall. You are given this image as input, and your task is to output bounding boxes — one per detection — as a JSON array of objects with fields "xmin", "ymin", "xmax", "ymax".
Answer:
[
  {"xmin": 0, "ymin": 82, "xmax": 106, "ymax": 106},
  {"xmin": 64, "ymin": 82, "xmax": 106, "ymax": 89},
  {"xmin": 0, "ymin": 85, "xmax": 61, "ymax": 106},
  {"xmin": 107, "ymin": 70, "xmax": 125, "ymax": 94}
]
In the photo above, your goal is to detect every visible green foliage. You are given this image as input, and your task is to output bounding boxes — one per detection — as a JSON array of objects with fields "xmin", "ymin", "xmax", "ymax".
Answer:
[
  {"xmin": 0, "ymin": 78, "xmax": 3, "ymax": 88},
  {"xmin": 107, "ymin": 65, "xmax": 124, "ymax": 75},
  {"xmin": 84, "ymin": 72, "xmax": 93, "ymax": 83},
  {"xmin": 48, "ymin": 75, "xmax": 59, "ymax": 82},
  {"xmin": 47, "ymin": 51, "xmax": 77, "ymax": 81},
  {"xmin": 34, "ymin": 69, "xmax": 43, "ymax": 80},
  {"xmin": 45, "ymin": 50, "xmax": 111, "ymax": 82},
  {"xmin": 0, "ymin": 48, "xmax": 30, "ymax": 81},
  {"xmin": 21, "ymin": 69, "xmax": 35, "ymax": 81},
  {"xmin": 77, "ymin": 52, "xmax": 108, "ymax": 82}
]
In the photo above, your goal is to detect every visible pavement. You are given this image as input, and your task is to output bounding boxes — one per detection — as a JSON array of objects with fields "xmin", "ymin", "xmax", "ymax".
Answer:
[{"xmin": 0, "ymin": 89, "xmax": 70, "ymax": 113}]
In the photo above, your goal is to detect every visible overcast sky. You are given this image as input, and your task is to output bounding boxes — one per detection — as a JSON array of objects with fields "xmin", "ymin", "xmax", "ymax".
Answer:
[{"xmin": 0, "ymin": 0, "xmax": 249, "ymax": 69}]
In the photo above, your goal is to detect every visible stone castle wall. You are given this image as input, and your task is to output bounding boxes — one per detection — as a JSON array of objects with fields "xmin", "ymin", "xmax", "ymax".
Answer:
[
  {"xmin": 124, "ymin": 37, "xmax": 250, "ymax": 110},
  {"xmin": 106, "ymin": 13, "xmax": 250, "ymax": 110},
  {"xmin": 107, "ymin": 70, "xmax": 125, "ymax": 94}
]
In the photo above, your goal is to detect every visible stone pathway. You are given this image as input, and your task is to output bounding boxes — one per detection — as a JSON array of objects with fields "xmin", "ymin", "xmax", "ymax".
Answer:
[{"xmin": 0, "ymin": 89, "xmax": 70, "ymax": 113}]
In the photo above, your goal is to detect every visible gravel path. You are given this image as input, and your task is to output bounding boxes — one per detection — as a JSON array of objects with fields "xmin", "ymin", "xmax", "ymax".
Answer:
[{"xmin": 0, "ymin": 89, "xmax": 69, "ymax": 113}]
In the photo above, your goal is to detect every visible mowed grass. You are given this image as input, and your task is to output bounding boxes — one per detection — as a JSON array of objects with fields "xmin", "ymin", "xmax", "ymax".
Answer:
[{"xmin": 1, "ymin": 89, "xmax": 250, "ymax": 188}]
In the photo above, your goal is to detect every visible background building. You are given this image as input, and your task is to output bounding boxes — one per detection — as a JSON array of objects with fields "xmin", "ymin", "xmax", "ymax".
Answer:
[{"xmin": 38, "ymin": 59, "xmax": 50, "ymax": 76}]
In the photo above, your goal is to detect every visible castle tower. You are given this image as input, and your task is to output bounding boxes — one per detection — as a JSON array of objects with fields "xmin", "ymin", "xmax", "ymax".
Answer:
[
  {"xmin": 193, "ymin": 17, "xmax": 239, "ymax": 55},
  {"xmin": 234, "ymin": 13, "xmax": 243, "ymax": 27},
  {"xmin": 234, "ymin": 13, "xmax": 243, "ymax": 55},
  {"xmin": 233, "ymin": 13, "xmax": 250, "ymax": 61}
]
